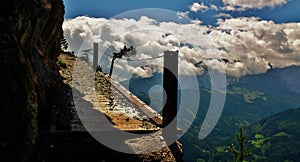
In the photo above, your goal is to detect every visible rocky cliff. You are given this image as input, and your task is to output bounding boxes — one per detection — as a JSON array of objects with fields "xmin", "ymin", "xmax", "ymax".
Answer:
[{"xmin": 0, "ymin": 0, "xmax": 65, "ymax": 161}]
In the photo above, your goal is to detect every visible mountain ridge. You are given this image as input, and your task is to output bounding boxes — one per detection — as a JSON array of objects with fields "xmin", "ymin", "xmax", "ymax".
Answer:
[
  {"xmin": 121, "ymin": 65, "xmax": 300, "ymax": 161},
  {"xmin": 245, "ymin": 107, "xmax": 300, "ymax": 161}
]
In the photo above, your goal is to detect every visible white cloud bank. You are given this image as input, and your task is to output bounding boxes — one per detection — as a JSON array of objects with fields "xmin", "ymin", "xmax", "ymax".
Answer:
[
  {"xmin": 63, "ymin": 16, "xmax": 300, "ymax": 78},
  {"xmin": 189, "ymin": 2, "xmax": 209, "ymax": 12},
  {"xmin": 222, "ymin": 0, "xmax": 288, "ymax": 11}
]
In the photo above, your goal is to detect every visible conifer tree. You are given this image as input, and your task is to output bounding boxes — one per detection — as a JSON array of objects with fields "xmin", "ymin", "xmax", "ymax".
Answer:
[
  {"xmin": 60, "ymin": 37, "xmax": 68, "ymax": 51},
  {"xmin": 229, "ymin": 127, "xmax": 253, "ymax": 162}
]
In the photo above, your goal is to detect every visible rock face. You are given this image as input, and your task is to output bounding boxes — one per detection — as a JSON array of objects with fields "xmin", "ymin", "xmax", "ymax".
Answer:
[{"xmin": 0, "ymin": 0, "xmax": 64, "ymax": 161}]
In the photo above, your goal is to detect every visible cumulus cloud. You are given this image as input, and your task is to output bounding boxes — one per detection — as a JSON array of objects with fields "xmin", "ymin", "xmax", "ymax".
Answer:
[
  {"xmin": 190, "ymin": 18, "xmax": 202, "ymax": 25},
  {"xmin": 189, "ymin": 2, "xmax": 209, "ymax": 12},
  {"xmin": 177, "ymin": 11, "xmax": 190, "ymax": 19},
  {"xmin": 210, "ymin": 4, "xmax": 219, "ymax": 10},
  {"xmin": 214, "ymin": 17, "xmax": 300, "ymax": 76},
  {"xmin": 63, "ymin": 16, "xmax": 300, "ymax": 79},
  {"xmin": 221, "ymin": 0, "xmax": 288, "ymax": 11}
]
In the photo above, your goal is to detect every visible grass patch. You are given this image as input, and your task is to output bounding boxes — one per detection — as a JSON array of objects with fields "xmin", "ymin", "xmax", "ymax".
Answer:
[
  {"xmin": 57, "ymin": 60, "xmax": 67, "ymax": 69},
  {"xmin": 227, "ymin": 87, "xmax": 266, "ymax": 103}
]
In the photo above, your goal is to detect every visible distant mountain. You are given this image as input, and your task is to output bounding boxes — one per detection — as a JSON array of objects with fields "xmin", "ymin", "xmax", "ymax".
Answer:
[
  {"xmin": 183, "ymin": 66, "xmax": 300, "ymax": 161},
  {"xmin": 123, "ymin": 65, "xmax": 300, "ymax": 100},
  {"xmin": 121, "ymin": 65, "xmax": 300, "ymax": 124},
  {"xmin": 238, "ymin": 65, "xmax": 300, "ymax": 98},
  {"xmin": 245, "ymin": 107, "xmax": 300, "ymax": 162},
  {"xmin": 119, "ymin": 65, "xmax": 300, "ymax": 162}
]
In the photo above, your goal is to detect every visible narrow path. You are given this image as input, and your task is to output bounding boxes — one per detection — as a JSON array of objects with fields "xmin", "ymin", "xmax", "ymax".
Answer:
[{"xmin": 54, "ymin": 53, "xmax": 182, "ymax": 161}]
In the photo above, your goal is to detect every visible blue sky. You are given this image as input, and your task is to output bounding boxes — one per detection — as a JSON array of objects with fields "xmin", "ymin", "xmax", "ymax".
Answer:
[{"xmin": 64, "ymin": 0, "xmax": 300, "ymax": 25}]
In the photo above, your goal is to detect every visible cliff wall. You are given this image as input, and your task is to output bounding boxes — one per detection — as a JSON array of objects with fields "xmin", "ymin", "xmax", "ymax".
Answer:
[{"xmin": 0, "ymin": 0, "xmax": 65, "ymax": 161}]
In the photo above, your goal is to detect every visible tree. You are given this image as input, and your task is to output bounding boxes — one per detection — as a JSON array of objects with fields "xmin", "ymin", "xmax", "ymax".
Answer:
[
  {"xmin": 60, "ymin": 37, "xmax": 68, "ymax": 51},
  {"xmin": 109, "ymin": 46, "xmax": 133, "ymax": 77},
  {"xmin": 229, "ymin": 127, "xmax": 253, "ymax": 162}
]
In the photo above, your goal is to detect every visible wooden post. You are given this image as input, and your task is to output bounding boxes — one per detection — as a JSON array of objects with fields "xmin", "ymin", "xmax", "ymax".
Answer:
[
  {"xmin": 93, "ymin": 43, "xmax": 98, "ymax": 71},
  {"xmin": 109, "ymin": 58, "xmax": 116, "ymax": 77},
  {"xmin": 162, "ymin": 50, "xmax": 178, "ymax": 140}
]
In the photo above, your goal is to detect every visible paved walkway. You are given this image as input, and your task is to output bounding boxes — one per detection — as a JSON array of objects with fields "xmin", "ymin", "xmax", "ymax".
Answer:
[{"xmin": 56, "ymin": 53, "xmax": 181, "ymax": 161}]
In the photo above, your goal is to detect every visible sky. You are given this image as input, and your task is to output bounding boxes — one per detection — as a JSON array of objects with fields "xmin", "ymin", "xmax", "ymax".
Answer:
[
  {"xmin": 62, "ymin": 0, "xmax": 300, "ymax": 79},
  {"xmin": 64, "ymin": 0, "xmax": 300, "ymax": 24}
]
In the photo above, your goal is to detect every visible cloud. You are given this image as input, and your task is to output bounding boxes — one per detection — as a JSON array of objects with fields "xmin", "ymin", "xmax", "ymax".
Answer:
[
  {"xmin": 210, "ymin": 4, "xmax": 219, "ymax": 10},
  {"xmin": 190, "ymin": 18, "xmax": 202, "ymax": 25},
  {"xmin": 177, "ymin": 11, "xmax": 190, "ymax": 19},
  {"xmin": 63, "ymin": 16, "xmax": 300, "ymax": 79},
  {"xmin": 214, "ymin": 17, "xmax": 300, "ymax": 75},
  {"xmin": 221, "ymin": 0, "xmax": 288, "ymax": 11},
  {"xmin": 214, "ymin": 13, "xmax": 232, "ymax": 19},
  {"xmin": 189, "ymin": 2, "xmax": 209, "ymax": 12}
]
